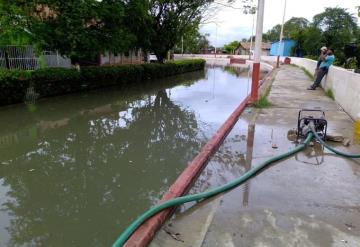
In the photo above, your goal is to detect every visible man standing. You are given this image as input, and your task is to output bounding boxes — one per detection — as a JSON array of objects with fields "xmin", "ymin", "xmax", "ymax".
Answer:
[
  {"xmin": 308, "ymin": 48, "xmax": 335, "ymax": 90},
  {"xmin": 314, "ymin": 46, "xmax": 327, "ymax": 77}
]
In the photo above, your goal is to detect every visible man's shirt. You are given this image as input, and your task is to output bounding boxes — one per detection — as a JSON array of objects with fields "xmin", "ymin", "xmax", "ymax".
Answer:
[{"xmin": 320, "ymin": 55, "xmax": 335, "ymax": 69}]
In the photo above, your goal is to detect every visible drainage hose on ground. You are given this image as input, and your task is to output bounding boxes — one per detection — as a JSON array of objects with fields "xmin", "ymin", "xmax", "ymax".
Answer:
[
  {"xmin": 112, "ymin": 133, "xmax": 314, "ymax": 247},
  {"xmin": 310, "ymin": 128, "xmax": 360, "ymax": 158}
]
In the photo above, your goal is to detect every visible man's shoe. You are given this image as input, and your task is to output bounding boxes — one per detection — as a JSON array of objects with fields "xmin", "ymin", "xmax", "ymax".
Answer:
[{"xmin": 307, "ymin": 86, "xmax": 315, "ymax": 90}]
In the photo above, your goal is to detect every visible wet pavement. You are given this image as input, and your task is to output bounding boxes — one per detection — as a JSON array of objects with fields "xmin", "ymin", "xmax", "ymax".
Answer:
[{"xmin": 151, "ymin": 65, "xmax": 360, "ymax": 247}]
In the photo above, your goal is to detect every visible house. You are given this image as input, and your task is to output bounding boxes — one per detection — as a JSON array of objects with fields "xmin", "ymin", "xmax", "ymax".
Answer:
[
  {"xmin": 235, "ymin": 42, "xmax": 271, "ymax": 56},
  {"xmin": 99, "ymin": 50, "xmax": 144, "ymax": 66},
  {"xmin": 270, "ymin": 39, "xmax": 296, "ymax": 56}
]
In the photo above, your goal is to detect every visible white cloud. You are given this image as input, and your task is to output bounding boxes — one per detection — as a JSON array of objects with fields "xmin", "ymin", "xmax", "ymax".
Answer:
[{"xmin": 200, "ymin": 0, "xmax": 360, "ymax": 46}]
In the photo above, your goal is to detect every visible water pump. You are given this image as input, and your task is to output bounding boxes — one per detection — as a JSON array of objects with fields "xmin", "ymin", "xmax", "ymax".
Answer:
[{"xmin": 297, "ymin": 109, "xmax": 328, "ymax": 140}]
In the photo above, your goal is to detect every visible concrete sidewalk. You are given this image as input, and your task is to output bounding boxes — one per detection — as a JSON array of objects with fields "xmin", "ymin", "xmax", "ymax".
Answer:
[{"xmin": 151, "ymin": 65, "xmax": 360, "ymax": 247}]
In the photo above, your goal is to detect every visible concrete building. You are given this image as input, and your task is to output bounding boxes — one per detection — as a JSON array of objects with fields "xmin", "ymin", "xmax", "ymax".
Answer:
[
  {"xmin": 235, "ymin": 42, "xmax": 271, "ymax": 56},
  {"xmin": 270, "ymin": 39, "xmax": 296, "ymax": 56}
]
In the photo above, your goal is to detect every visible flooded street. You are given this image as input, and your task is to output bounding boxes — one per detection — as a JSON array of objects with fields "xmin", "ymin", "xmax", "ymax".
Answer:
[
  {"xmin": 150, "ymin": 65, "xmax": 360, "ymax": 247},
  {"xmin": 0, "ymin": 65, "xmax": 258, "ymax": 247}
]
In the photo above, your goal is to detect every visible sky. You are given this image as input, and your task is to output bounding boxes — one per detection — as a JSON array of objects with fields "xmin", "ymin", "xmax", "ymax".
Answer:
[{"xmin": 200, "ymin": 0, "xmax": 360, "ymax": 47}]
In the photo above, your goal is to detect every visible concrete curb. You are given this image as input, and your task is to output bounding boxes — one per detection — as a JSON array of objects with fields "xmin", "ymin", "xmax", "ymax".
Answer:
[{"xmin": 123, "ymin": 96, "xmax": 251, "ymax": 247}]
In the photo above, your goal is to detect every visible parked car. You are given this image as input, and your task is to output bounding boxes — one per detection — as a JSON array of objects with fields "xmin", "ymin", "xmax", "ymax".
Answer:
[{"xmin": 149, "ymin": 54, "xmax": 158, "ymax": 63}]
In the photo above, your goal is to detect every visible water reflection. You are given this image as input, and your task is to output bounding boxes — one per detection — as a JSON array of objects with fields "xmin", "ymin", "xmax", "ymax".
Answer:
[
  {"xmin": 189, "ymin": 119, "xmax": 256, "ymax": 209},
  {"xmin": 0, "ymin": 66, "xmax": 256, "ymax": 246}
]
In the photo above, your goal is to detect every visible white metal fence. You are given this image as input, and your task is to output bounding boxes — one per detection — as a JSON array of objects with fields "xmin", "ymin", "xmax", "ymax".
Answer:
[
  {"xmin": 0, "ymin": 45, "xmax": 71, "ymax": 70},
  {"xmin": 42, "ymin": 50, "xmax": 71, "ymax": 68},
  {"xmin": 0, "ymin": 45, "xmax": 39, "ymax": 70}
]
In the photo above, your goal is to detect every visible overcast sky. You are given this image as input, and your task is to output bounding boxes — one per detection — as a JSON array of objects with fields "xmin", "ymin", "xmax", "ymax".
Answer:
[{"xmin": 200, "ymin": 0, "xmax": 360, "ymax": 47}]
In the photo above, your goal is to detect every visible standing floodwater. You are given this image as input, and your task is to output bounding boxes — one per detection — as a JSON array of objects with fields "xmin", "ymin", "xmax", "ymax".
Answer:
[{"xmin": 0, "ymin": 65, "xmax": 261, "ymax": 246}]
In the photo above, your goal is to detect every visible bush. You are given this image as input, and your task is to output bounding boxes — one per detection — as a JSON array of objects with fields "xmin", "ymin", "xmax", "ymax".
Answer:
[
  {"xmin": 0, "ymin": 59, "xmax": 205, "ymax": 106},
  {"xmin": 0, "ymin": 69, "xmax": 31, "ymax": 105},
  {"xmin": 31, "ymin": 68, "xmax": 82, "ymax": 97},
  {"xmin": 344, "ymin": 57, "xmax": 358, "ymax": 69}
]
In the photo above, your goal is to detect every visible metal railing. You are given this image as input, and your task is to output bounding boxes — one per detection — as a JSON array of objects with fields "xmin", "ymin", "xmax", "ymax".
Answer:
[
  {"xmin": 0, "ymin": 45, "xmax": 71, "ymax": 70},
  {"xmin": 42, "ymin": 50, "xmax": 71, "ymax": 68},
  {"xmin": 0, "ymin": 45, "xmax": 39, "ymax": 70}
]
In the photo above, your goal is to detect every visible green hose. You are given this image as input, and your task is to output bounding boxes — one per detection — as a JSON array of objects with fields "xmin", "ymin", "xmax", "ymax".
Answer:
[
  {"xmin": 311, "ymin": 128, "xmax": 360, "ymax": 158},
  {"xmin": 112, "ymin": 133, "xmax": 314, "ymax": 247}
]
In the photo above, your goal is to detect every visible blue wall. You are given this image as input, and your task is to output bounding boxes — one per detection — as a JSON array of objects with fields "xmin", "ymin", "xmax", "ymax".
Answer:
[{"xmin": 270, "ymin": 39, "xmax": 296, "ymax": 56}]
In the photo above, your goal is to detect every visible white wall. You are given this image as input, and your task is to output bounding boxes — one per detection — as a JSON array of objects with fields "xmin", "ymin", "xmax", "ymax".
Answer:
[
  {"xmin": 262, "ymin": 56, "xmax": 360, "ymax": 119},
  {"xmin": 174, "ymin": 54, "xmax": 273, "ymax": 72}
]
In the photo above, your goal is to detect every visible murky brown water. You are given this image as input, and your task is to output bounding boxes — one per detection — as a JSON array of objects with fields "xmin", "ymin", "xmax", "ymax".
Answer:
[{"xmin": 0, "ymin": 65, "xmax": 259, "ymax": 247}]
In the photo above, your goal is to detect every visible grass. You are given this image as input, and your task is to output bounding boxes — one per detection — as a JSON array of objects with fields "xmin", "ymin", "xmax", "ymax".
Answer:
[
  {"xmin": 288, "ymin": 63, "xmax": 315, "ymax": 80},
  {"xmin": 301, "ymin": 67, "xmax": 315, "ymax": 80},
  {"xmin": 254, "ymin": 95, "xmax": 271, "ymax": 108},
  {"xmin": 325, "ymin": 89, "xmax": 335, "ymax": 100}
]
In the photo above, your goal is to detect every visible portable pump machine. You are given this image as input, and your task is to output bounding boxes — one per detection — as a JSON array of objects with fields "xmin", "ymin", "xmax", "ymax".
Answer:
[{"xmin": 297, "ymin": 109, "xmax": 328, "ymax": 141}]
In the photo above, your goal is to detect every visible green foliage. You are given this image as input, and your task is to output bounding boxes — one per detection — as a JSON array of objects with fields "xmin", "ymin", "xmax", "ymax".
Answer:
[
  {"xmin": 312, "ymin": 7, "xmax": 358, "ymax": 65},
  {"xmin": 174, "ymin": 27, "xmax": 210, "ymax": 54},
  {"xmin": 254, "ymin": 95, "xmax": 271, "ymax": 108},
  {"xmin": 0, "ymin": 1, "xmax": 254, "ymax": 64},
  {"xmin": 126, "ymin": 0, "xmax": 214, "ymax": 62},
  {"xmin": 264, "ymin": 17, "xmax": 310, "ymax": 42},
  {"xmin": 344, "ymin": 57, "xmax": 358, "ymax": 69},
  {"xmin": 301, "ymin": 67, "xmax": 315, "ymax": 80},
  {"xmin": 0, "ymin": 59, "xmax": 205, "ymax": 106},
  {"xmin": 325, "ymin": 89, "xmax": 335, "ymax": 100},
  {"xmin": 1, "ymin": 1, "xmax": 135, "ymax": 62},
  {"xmin": 0, "ymin": 69, "xmax": 31, "ymax": 105},
  {"xmin": 223, "ymin": 40, "xmax": 239, "ymax": 54},
  {"xmin": 265, "ymin": 7, "xmax": 358, "ymax": 63},
  {"xmin": 302, "ymin": 26, "xmax": 325, "ymax": 56}
]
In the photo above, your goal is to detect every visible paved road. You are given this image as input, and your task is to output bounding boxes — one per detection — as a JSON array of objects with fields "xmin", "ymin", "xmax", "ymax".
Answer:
[{"xmin": 151, "ymin": 65, "xmax": 360, "ymax": 247}]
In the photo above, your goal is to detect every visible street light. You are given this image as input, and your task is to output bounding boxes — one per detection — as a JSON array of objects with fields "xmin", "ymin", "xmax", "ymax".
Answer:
[
  {"xmin": 214, "ymin": 23, "xmax": 218, "ymax": 58},
  {"xmin": 276, "ymin": 0, "xmax": 287, "ymax": 68},
  {"xmin": 200, "ymin": 22, "xmax": 220, "ymax": 57},
  {"xmin": 249, "ymin": 6, "xmax": 257, "ymax": 60}
]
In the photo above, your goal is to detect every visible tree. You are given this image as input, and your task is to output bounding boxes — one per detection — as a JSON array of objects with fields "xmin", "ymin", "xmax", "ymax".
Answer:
[
  {"xmin": 0, "ymin": 2, "xmax": 32, "ymax": 45},
  {"xmin": 223, "ymin": 40, "xmax": 239, "ymax": 54},
  {"xmin": 174, "ymin": 27, "xmax": 210, "ymax": 54},
  {"xmin": 264, "ymin": 24, "xmax": 281, "ymax": 42},
  {"xmin": 127, "ymin": 0, "xmax": 254, "ymax": 62},
  {"xmin": 302, "ymin": 26, "xmax": 324, "ymax": 56},
  {"xmin": 0, "ymin": 1, "xmax": 135, "ymax": 63},
  {"xmin": 313, "ymin": 7, "xmax": 358, "ymax": 64},
  {"xmin": 264, "ymin": 17, "xmax": 309, "ymax": 43},
  {"xmin": 127, "ymin": 0, "xmax": 214, "ymax": 63}
]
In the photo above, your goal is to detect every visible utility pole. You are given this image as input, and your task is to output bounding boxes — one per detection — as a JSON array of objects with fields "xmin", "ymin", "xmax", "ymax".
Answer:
[
  {"xmin": 250, "ymin": 0, "xmax": 265, "ymax": 103},
  {"xmin": 276, "ymin": 0, "xmax": 287, "ymax": 68},
  {"xmin": 181, "ymin": 36, "xmax": 184, "ymax": 56},
  {"xmin": 215, "ymin": 23, "xmax": 218, "ymax": 58},
  {"xmin": 249, "ymin": 8, "xmax": 256, "ymax": 60}
]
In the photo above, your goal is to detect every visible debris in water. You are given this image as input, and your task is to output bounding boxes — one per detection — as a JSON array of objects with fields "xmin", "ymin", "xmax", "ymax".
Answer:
[{"xmin": 29, "ymin": 169, "xmax": 35, "ymax": 172}]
